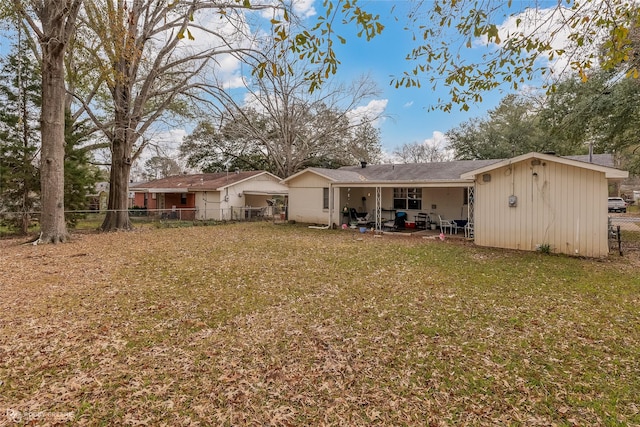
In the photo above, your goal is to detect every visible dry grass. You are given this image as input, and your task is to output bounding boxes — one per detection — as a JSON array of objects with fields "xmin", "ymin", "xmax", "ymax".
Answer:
[{"xmin": 1, "ymin": 222, "xmax": 638, "ymax": 426}]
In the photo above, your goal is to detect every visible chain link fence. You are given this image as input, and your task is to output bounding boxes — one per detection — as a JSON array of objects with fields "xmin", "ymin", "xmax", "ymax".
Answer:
[
  {"xmin": 608, "ymin": 215, "xmax": 640, "ymax": 256},
  {"xmin": 0, "ymin": 206, "xmax": 288, "ymax": 235}
]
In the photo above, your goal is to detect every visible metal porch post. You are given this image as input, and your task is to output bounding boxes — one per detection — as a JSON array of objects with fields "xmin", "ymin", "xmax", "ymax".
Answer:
[{"xmin": 375, "ymin": 186, "xmax": 382, "ymax": 230}]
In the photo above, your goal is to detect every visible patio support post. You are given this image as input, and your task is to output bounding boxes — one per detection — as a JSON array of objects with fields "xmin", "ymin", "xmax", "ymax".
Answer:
[
  {"xmin": 467, "ymin": 185, "xmax": 475, "ymax": 238},
  {"xmin": 328, "ymin": 183, "xmax": 333, "ymax": 227},
  {"xmin": 375, "ymin": 186, "xmax": 382, "ymax": 230}
]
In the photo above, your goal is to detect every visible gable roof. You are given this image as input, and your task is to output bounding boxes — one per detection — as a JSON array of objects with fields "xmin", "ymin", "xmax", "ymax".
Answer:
[
  {"xmin": 563, "ymin": 153, "xmax": 617, "ymax": 168},
  {"xmin": 460, "ymin": 152, "xmax": 628, "ymax": 179},
  {"xmin": 283, "ymin": 159, "xmax": 503, "ymax": 185},
  {"xmin": 131, "ymin": 171, "xmax": 283, "ymax": 193},
  {"xmin": 284, "ymin": 153, "xmax": 626, "ymax": 185}
]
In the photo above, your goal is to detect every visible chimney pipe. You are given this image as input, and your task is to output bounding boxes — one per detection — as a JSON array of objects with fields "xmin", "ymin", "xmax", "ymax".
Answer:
[{"xmin": 360, "ymin": 161, "xmax": 367, "ymax": 168}]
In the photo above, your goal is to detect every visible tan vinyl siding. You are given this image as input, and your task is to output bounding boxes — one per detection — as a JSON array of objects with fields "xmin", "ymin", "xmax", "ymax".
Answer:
[
  {"xmin": 195, "ymin": 191, "xmax": 221, "ymax": 220},
  {"xmin": 287, "ymin": 174, "xmax": 334, "ymax": 224},
  {"xmin": 474, "ymin": 159, "xmax": 609, "ymax": 257}
]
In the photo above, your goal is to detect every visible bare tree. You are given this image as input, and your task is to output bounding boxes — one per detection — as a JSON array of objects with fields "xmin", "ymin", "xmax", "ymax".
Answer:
[
  {"xmin": 393, "ymin": 140, "xmax": 449, "ymax": 164},
  {"xmin": 187, "ymin": 52, "xmax": 384, "ymax": 178},
  {"xmin": 16, "ymin": 0, "xmax": 83, "ymax": 243},
  {"xmin": 70, "ymin": 0, "xmax": 280, "ymax": 231}
]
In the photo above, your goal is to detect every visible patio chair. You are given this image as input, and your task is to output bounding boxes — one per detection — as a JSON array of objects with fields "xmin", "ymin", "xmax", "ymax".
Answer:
[
  {"xmin": 349, "ymin": 208, "xmax": 370, "ymax": 225},
  {"xmin": 464, "ymin": 221, "xmax": 474, "ymax": 238},
  {"xmin": 438, "ymin": 215, "xmax": 457, "ymax": 234}
]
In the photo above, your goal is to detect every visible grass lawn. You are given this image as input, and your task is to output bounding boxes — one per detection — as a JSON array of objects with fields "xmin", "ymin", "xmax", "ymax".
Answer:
[{"xmin": 1, "ymin": 223, "xmax": 638, "ymax": 426}]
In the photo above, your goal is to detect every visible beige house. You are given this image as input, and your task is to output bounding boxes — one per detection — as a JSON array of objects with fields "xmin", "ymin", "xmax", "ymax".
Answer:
[
  {"xmin": 460, "ymin": 152, "xmax": 627, "ymax": 257},
  {"xmin": 130, "ymin": 171, "xmax": 288, "ymax": 221},
  {"xmin": 283, "ymin": 153, "xmax": 628, "ymax": 257}
]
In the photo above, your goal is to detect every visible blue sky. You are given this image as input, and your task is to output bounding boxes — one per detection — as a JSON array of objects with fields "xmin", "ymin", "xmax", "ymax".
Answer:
[
  {"xmin": 320, "ymin": 1, "xmax": 502, "ymax": 154},
  {"xmin": 1, "ymin": 1, "xmax": 571, "ymax": 164},
  {"xmin": 308, "ymin": 0, "xmax": 576, "ymax": 156}
]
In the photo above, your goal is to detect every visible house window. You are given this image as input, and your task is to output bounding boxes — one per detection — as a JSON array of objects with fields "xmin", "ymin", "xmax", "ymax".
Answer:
[
  {"xmin": 407, "ymin": 188, "xmax": 422, "ymax": 210},
  {"xmin": 323, "ymin": 188, "xmax": 329, "ymax": 209},
  {"xmin": 393, "ymin": 188, "xmax": 407, "ymax": 209},
  {"xmin": 181, "ymin": 193, "xmax": 187, "ymax": 204},
  {"xmin": 394, "ymin": 187, "xmax": 422, "ymax": 210}
]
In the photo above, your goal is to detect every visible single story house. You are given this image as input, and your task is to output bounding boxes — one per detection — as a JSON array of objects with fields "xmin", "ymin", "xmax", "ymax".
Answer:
[
  {"xmin": 130, "ymin": 171, "xmax": 288, "ymax": 221},
  {"xmin": 282, "ymin": 153, "xmax": 628, "ymax": 257}
]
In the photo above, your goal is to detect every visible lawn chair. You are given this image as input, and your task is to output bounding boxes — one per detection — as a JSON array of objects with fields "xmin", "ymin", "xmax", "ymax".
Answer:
[
  {"xmin": 438, "ymin": 214, "xmax": 457, "ymax": 234},
  {"xmin": 464, "ymin": 221, "xmax": 474, "ymax": 238},
  {"xmin": 349, "ymin": 208, "xmax": 370, "ymax": 226}
]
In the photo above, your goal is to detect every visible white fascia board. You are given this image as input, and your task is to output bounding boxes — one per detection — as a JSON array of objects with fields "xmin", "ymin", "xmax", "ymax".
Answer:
[{"xmin": 461, "ymin": 152, "xmax": 629, "ymax": 179}]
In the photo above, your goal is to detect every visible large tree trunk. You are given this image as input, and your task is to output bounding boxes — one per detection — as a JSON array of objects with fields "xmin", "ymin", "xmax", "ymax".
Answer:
[
  {"xmin": 101, "ymin": 138, "xmax": 133, "ymax": 231},
  {"xmin": 39, "ymin": 38, "xmax": 68, "ymax": 243}
]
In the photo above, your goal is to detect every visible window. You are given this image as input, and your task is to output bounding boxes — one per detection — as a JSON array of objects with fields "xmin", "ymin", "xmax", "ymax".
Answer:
[
  {"xmin": 323, "ymin": 188, "xmax": 329, "ymax": 209},
  {"xmin": 407, "ymin": 188, "xmax": 422, "ymax": 210},
  {"xmin": 181, "ymin": 193, "xmax": 187, "ymax": 204},
  {"xmin": 393, "ymin": 187, "xmax": 422, "ymax": 210},
  {"xmin": 393, "ymin": 188, "xmax": 407, "ymax": 209}
]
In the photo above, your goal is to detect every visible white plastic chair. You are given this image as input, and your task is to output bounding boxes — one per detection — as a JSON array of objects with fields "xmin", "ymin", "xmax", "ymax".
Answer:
[
  {"xmin": 464, "ymin": 221, "xmax": 474, "ymax": 239},
  {"xmin": 438, "ymin": 215, "xmax": 456, "ymax": 234}
]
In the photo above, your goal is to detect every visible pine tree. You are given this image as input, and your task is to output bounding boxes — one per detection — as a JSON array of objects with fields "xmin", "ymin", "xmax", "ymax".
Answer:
[
  {"xmin": 64, "ymin": 112, "xmax": 101, "ymax": 227},
  {"xmin": 0, "ymin": 39, "xmax": 41, "ymax": 234}
]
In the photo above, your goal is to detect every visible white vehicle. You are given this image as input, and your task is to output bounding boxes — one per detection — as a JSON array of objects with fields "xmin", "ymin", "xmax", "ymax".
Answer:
[{"xmin": 608, "ymin": 197, "xmax": 627, "ymax": 213}]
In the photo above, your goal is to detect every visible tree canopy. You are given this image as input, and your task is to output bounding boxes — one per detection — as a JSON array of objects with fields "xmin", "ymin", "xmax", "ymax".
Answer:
[
  {"xmin": 288, "ymin": 1, "xmax": 640, "ymax": 112},
  {"xmin": 446, "ymin": 69, "xmax": 640, "ymax": 169},
  {"xmin": 181, "ymin": 50, "xmax": 383, "ymax": 178}
]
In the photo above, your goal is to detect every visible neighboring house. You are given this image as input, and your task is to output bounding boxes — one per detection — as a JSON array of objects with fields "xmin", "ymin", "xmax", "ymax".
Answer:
[
  {"xmin": 130, "ymin": 171, "xmax": 288, "ymax": 221},
  {"xmin": 283, "ymin": 153, "xmax": 628, "ymax": 257}
]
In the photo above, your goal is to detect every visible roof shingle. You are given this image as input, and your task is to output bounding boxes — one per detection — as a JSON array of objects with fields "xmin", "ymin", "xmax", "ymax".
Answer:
[{"xmin": 130, "ymin": 171, "xmax": 266, "ymax": 191}]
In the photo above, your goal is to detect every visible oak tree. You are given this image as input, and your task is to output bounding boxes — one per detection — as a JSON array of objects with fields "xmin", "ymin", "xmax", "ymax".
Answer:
[{"xmin": 16, "ymin": 0, "xmax": 83, "ymax": 243}]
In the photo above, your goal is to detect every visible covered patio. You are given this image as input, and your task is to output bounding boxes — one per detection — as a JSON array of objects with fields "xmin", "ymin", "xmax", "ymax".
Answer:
[{"xmin": 327, "ymin": 182, "xmax": 474, "ymax": 235}]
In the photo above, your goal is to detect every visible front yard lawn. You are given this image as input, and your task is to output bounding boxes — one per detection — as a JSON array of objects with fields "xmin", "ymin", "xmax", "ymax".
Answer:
[{"xmin": 1, "ymin": 223, "xmax": 638, "ymax": 425}]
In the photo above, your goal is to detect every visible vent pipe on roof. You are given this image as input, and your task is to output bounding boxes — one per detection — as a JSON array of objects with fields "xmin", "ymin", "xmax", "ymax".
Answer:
[{"xmin": 360, "ymin": 161, "xmax": 367, "ymax": 168}]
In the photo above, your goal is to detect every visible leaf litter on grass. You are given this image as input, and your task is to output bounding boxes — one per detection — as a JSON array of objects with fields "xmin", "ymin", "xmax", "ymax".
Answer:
[{"xmin": 0, "ymin": 223, "xmax": 638, "ymax": 426}]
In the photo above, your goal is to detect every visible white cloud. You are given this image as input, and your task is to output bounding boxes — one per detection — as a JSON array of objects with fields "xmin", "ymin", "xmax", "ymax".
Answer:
[
  {"xmin": 474, "ymin": 4, "xmax": 607, "ymax": 82},
  {"xmin": 347, "ymin": 99, "xmax": 388, "ymax": 127},
  {"xmin": 421, "ymin": 130, "xmax": 448, "ymax": 149},
  {"xmin": 403, "ymin": 101, "xmax": 414, "ymax": 108},
  {"xmin": 292, "ymin": 0, "xmax": 317, "ymax": 19}
]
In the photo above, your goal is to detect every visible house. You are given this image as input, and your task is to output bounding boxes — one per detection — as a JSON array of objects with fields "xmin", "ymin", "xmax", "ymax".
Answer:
[
  {"xmin": 282, "ymin": 153, "xmax": 628, "ymax": 257},
  {"xmin": 130, "ymin": 171, "xmax": 288, "ymax": 221},
  {"xmin": 460, "ymin": 152, "xmax": 627, "ymax": 257}
]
